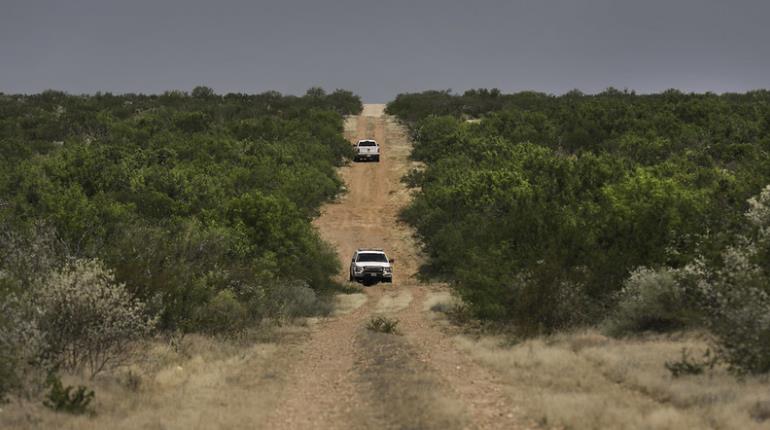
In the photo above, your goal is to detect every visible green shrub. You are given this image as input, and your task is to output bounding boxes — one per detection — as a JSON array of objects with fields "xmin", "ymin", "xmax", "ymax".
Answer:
[
  {"xmin": 194, "ymin": 289, "xmax": 248, "ymax": 335},
  {"xmin": 700, "ymin": 188, "xmax": 770, "ymax": 374},
  {"xmin": 604, "ymin": 267, "xmax": 693, "ymax": 336},
  {"xmin": 366, "ymin": 316, "xmax": 400, "ymax": 334},
  {"xmin": 0, "ymin": 296, "xmax": 46, "ymax": 400},
  {"xmin": 43, "ymin": 373, "xmax": 94, "ymax": 415},
  {"xmin": 612, "ymin": 248, "xmax": 770, "ymax": 374},
  {"xmin": 0, "ymin": 222, "xmax": 63, "ymax": 293},
  {"xmin": 267, "ymin": 280, "xmax": 333, "ymax": 320},
  {"xmin": 704, "ymin": 246, "xmax": 770, "ymax": 374},
  {"xmin": 452, "ymin": 267, "xmax": 595, "ymax": 334},
  {"xmin": 0, "ymin": 224, "xmax": 63, "ymax": 399},
  {"xmin": 665, "ymin": 348, "xmax": 717, "ymax": 378}
]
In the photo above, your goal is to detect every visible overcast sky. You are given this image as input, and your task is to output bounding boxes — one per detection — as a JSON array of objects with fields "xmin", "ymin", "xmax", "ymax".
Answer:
[{"xmin": 1, "ymin": 0, "xmax": 768, "ymax": 102}]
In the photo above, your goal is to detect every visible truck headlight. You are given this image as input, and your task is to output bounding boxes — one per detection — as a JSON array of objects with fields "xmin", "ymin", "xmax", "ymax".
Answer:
[
  {"xmin": 383, "ymin": 267, "xmax": 392, "ymax": 274},
  {"xmin": 354, "ymin": 266, "xmax": 364, "ymax": 274}
]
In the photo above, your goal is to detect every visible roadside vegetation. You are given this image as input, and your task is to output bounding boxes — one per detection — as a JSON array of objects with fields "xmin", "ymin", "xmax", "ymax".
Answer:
[
  {"xmin": 392, "ymin": 88, "xmax": 770, "ymax": 428},
  {"xmin": 0, "ymin": 87, "xmax": 361, "ymax": 404},
  {"xmin": 387, "ymin": 89, "xmax": 770, "ymax": 371},
  {"xmin": 455, "ymin": 331, "xmax": 770, "ymax": 429}
]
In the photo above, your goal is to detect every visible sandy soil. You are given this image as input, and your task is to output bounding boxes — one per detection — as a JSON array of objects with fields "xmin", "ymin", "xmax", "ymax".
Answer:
[{"xmin": 264, "ymin": 105, "xmax": 534, "ymax": 429}]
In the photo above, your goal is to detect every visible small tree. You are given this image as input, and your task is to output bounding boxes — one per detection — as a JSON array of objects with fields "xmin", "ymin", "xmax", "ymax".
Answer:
[
  {"xmin": 191, "ymin": 86, "xmax": 215, "ymax": 98},
  {"xmin": 38, "ymin": 259, "xmax": 156, "ymax": 377},
  {"xmin": 304, "ymin": 87, "xmax": 326, "ymax": 99},
  {"xmin": 702, "ymin": 186, "xmax": 770, "ymax": 374},
  {"xmin": 604, "ymin": 266, "xmax": 697, "ymax": 336}
]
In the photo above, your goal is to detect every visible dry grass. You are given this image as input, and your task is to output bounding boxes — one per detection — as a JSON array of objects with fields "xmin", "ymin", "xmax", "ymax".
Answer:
[
  {"xmin": 0, "ymin": 328, "xmax": 304, "ymax": 430},
  {"xmin": 455, "ymin": 330, "xmax": 770, "ymax": 429},
  {"xmin": 423, "ymin": 291, "xmax": 459, "ymax": 313},
  {"xmin": 374, "ymin": 290, "xmax": 413, "ymax": 313},
  {"xmin": 333, "ymin": 293, "xmax": 368, "ymax": 315}
]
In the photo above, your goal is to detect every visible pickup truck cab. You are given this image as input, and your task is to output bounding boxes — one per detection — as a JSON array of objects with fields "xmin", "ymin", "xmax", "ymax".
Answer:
[
  {"xmin": 354, "ymin": 139, "xmax": 380, "ymax": 162},
  {"xmin": 349, "ymin": 248, "xmax": 394, "ymax": 285}
]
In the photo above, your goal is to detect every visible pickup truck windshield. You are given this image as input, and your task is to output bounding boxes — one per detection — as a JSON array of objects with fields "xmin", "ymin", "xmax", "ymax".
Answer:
[
  {"xmin": 359, "ymin": 141, "xmax": 377, "ymax": 146},
  {"xmin": 357, "ymin": 253, "xmax": 388, "ymax": 262}
]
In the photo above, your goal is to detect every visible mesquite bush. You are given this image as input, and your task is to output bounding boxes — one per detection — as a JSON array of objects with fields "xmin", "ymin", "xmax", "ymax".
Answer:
[
  {"xmin": 704, "ymin": 186, "xmax": 770, "ymax": 374},
  {"xmin": 38, "ymin": 259, "xmax": 156, "ymax": 377},
  {"xmin": 604, "ymin": 267, "xmax": 692, "ymax": 336}
]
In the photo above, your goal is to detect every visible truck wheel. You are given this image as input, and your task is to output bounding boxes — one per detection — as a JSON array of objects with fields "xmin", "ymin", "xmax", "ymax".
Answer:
[{"xmin": 374, "ymin": 155, "xmax": 380, "ymax": 162}]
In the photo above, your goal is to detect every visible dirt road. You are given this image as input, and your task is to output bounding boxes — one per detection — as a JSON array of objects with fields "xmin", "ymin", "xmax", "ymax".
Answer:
[{"xmin": 264, "ymin": 105, "xmax": 532, "ymax": 429}]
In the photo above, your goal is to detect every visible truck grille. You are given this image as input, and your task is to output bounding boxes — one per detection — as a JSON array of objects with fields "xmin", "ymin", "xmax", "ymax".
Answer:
[{"xmin": 363, "ymin": 267, "xmax": 383, "ymax": 274}]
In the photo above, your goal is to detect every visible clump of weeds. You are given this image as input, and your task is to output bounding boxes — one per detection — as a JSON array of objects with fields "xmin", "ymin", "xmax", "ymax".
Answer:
[
  {"xmin": 665, "ymin": 348, "xmax": 718, "ymax": 378},
  {"xmin": 366, "ymin": 316, "xmax": 400, "ymax": 334}
]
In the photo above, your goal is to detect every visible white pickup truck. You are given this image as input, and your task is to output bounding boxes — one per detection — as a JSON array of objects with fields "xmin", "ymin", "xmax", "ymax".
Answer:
[
  {"xmin": 353, "ymin": 139, "xmax": 380, "ymax": 162},
  {"xmin": 349, "ymin": 248, "xmax": 394, "ymax": 286}
]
